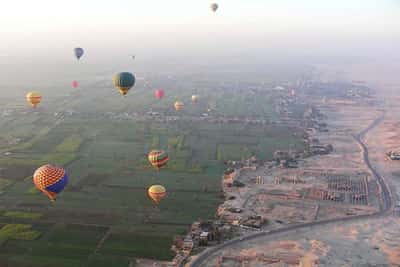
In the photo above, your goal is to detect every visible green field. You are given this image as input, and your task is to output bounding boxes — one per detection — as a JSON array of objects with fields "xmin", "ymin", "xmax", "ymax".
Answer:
[
  {"xmin": 0, "ymin": 71, "xmax": 307, "ymax": 266},
  {"xmin": 0, "ymin": 224, "xmax": 41, "ymax": 241},
  {"xmin": 3, "ymin": 211, "xmax": 42, "ymax": 220}
]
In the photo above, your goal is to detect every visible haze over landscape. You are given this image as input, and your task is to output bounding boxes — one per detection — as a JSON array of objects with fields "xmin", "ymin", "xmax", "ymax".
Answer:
[
  {"xmin": 0, "ymin": 1, "xmax": 399, "ymax": 267},
  {"xmin": 1, "ymin": 1, "xmax": 399, "ymax": 84}
]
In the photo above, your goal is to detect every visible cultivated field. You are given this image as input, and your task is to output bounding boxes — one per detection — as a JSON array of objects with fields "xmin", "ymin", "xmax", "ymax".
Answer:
[{"xmin": 0, "ymin": 72, "xmax": 306, "ymax": 266}]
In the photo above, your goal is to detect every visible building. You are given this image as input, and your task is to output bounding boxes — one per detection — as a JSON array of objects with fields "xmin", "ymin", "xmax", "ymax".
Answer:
[
  {"xmin": 182, "ymin": 237, "xmax": 194, "ymax": 251},
  {"xmin": 199, "ymin": 232, "xmax": 209, "ymax": 246}
]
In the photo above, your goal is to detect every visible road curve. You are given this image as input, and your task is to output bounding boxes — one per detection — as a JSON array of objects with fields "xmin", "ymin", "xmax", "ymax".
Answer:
[{"xmin": 189, "ymin": 112, "xmax": 393, "ymax": 267}]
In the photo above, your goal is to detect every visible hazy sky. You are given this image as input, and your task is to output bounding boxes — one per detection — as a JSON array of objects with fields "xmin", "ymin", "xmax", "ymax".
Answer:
[
  {"xmin": 0, "ymin": 1, "xmax": 399, "ymax": 65},
  {"xmin": 1, "ymin": 1, "xmax": 398, "ymax": 40},
  {"xmin": 0, "ymin": 1, "xmax": 399, "ymax": 92}
]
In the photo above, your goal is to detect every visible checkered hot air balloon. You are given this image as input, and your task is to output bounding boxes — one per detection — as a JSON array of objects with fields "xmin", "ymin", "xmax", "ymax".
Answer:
[
  {"xmin": 33, "ymin": 164, "xmax": 68, "ymax": 202},
  {"xmin": 148, "ymin": 150, "xmax": 169, "ymax": 170},
  {"xmin": 148, "ymin": 185, "xmax": 166, "ymax": 204}
]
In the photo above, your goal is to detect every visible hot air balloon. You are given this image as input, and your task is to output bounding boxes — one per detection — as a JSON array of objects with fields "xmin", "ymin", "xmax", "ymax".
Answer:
[
  {"xmin": 72, "ymin": 81, "xmax": 79, "ymax": 88},
  {"xmin": 26, "ymin": 92, "xmax": 42, "ymax": 108},
  {"xmin": 155, "ymin": 89, "xmax": 165, "ymax": 100},
  {"xmin": 148, "ymin": 150, "xmax": 169, "ymax": 170},
  {"xmin": 33, "ymin": 164, "xmax": 68, "ymax": 202},
  {"xmin": 113, "ymin": 72, "xmax": 136, "ymax": 96},
  {"xmin": 191, "ymin": 95, "xmax": 199, "ymax": 103},
  {"xmin": 174, "ymin": 101, "xmax": 184, "ymax": 111},
  {"xmin": 210, "ymin": 3, "xmax": 218, "ymax": 12},
  {"xmin": 148, "ymin": 185, "xmax": 166, "ymax": 204},
  {"xmin": 74, "ymin": 47, "xmax": 84, "ymax": 60}
]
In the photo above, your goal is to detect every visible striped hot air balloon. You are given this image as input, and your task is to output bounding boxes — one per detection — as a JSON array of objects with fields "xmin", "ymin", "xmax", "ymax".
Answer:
[
  {"xmin": 174, "ymin": 101, "xmax": 184, "ymax": 111},
  {"xmin": 26, "ymin": 91, "xmax": 42, "ymax": 108},
  {"xmin": 113, "ymin": 72, "xmax": 136, "ymax": 96},
  {"xmin": 33, "ymin": 164, "xmax": 68, "ymax": 202},
  {"xmin": 148, "ymin": 150, "xmax": 169, "ymax": 170},
  {"xmin": 148, "ymin": 185, "xmax": 166, "ymax": 204}
]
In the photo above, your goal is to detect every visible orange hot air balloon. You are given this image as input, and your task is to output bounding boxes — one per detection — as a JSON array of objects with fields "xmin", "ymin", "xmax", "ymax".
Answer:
[
  {"xmin": 148, "ymin": 185, "xmax": 166, "ymax": 204},
  {"xmin": 174, "ymin": 101, "xmax": 184, "ymax": 111},
  {"xmin": 26, "ymin": 92, "xmax": 42, "ymax": 108},
  {"xmin": 33, "ymin": 164, "xmax": 68, "ymax": 202}
]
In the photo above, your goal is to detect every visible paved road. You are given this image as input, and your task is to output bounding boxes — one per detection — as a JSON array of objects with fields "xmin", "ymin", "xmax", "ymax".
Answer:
[
  {"xmin": 353, "ymin": 113, "xmax": 392, "ymax": 213},
  {"xmin": 189, "ymin": 112, "xmax": 393, "ymax": 267}
]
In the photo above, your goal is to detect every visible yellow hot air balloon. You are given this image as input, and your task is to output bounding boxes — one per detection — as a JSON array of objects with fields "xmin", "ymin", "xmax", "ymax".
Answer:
[
  {"xmin": 26, "ymin": 92, "xmax": 42, "ymax": 108},
  {"xmin": 174, "ymin": 101, "xmax": 184, "ymax": 111},
  {"xmin": 148, "ymin": 185, "xmax": 166, "ymax": 204},
  {"xmin": 191, "ymin": 95, "xmax": 200, "ymax": 103}
]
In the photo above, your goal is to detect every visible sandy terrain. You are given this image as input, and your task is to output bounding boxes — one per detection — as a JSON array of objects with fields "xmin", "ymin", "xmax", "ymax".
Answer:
[
  {"xmin": 202, "ymin": 216, "xmax": 400, "ymax": 267},
  {"xmin": 198, "ymin": 97, "xmax": 400, "ymax": 265},
  {"xmin": 218, "ymin": 98, "xmax": 381, "ymax": 231}
]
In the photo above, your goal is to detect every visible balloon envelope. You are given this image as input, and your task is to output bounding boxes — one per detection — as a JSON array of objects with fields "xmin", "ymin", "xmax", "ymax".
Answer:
[
  {"xmin": 191, "ymin": 95, "xmax": 200, "ymax": 103},
  {"xmin": 74, "ymin": 47, "xmax": 84, "ymax": 60},
  {"xmin": 210, "ymin": 3, "xmax": 218, "ymax": 12},
  {"xmin": 26, "ymin": 91, "xmax": 42, "ymax": 108},
  {"xmin": 113, "ymin": 72, "xmax": 136, "ymax": 96},
  {"xmin": 174, "ymin": 101, "xmax": 184, "ymax": 111},
  {"xmin": 155, "ymin": 89, "xmax": 165, "ymax": 100},
  {"xmin": 148, "ymin": 150, "xmax": 169, "ymax": 170},
  {"xmin": 148, "ymin": 185, "xmax": 166, "ymax": 204},
  {"xmin": 72, "ymin": 81, "xmax": 79, "ymax": 88},
  {"xmin": 33, "ymin": 164, "xmax": 68, "ymax": 201}
]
